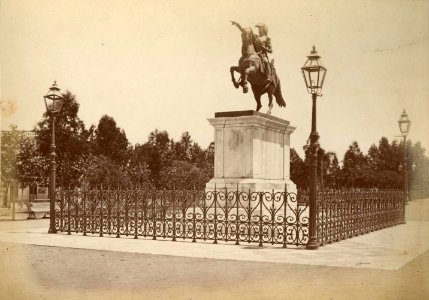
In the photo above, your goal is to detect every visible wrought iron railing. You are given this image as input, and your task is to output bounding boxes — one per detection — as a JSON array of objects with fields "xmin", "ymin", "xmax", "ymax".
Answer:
[
  {"xmin": 299, "ymin": 189, "xmax": 405, "ymax": 245},
  {"xmin": 54, "ymin": 188, "xmax": 404, "ymax": 248},
  {"xmin": 55, "ymin": 188, "xmax": 309, "ymax": 247}
]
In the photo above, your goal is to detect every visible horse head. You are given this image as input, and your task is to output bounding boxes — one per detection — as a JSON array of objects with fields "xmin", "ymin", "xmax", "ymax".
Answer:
[
  {"xmin": 241, "ymin": 27, "xmax": 257, "ymax": 56},
  {"xmin": 241, "ymin": 27, "xmax": 253, "ymax": 43}
]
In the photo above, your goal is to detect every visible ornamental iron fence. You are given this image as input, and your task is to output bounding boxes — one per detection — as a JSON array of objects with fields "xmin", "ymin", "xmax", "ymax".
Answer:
[
  {"xmin": 298, "ymin": 189, "xmax": 405, "ymax": 245},
  {"xmin": 54, "ymin": 188, "xmax": 405, "ymax": 248},
  {"xmin": 55, "ymin": 188, "xmax": 309, "ymax": 247}
]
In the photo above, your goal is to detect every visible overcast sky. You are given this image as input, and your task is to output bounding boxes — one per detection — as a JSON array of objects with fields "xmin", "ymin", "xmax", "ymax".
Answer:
[{"xmin": 1, "ymin": 0, "xmax": 428, "ymax": 160}]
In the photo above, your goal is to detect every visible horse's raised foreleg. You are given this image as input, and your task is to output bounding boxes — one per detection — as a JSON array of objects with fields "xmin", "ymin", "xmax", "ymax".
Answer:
[
  {"xmin": 243, "ymin": 65, "xmax": 256, "ymax": 94},
  {"xmin": 230, "ymin": 66, "xmax": 241, "ymax": 89}
]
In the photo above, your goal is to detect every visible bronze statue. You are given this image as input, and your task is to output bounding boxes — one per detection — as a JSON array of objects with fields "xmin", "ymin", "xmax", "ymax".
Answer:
[{"xmin": 230, "ymin": 21, "xmax": 285, "ymax": 114}]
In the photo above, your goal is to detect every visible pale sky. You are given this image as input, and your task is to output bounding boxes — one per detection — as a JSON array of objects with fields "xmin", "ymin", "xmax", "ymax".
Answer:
[{"xmin": 1, "ymin": 0, "xmax": 428, "ymax": 160}]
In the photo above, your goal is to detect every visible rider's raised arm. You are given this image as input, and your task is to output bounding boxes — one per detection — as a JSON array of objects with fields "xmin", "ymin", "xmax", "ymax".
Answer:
[{"xmin": 230, "ymin": 21, "xmax": 244, "ymax": 32}]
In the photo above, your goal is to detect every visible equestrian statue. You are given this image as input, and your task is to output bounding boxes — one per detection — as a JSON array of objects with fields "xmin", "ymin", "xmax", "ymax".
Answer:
[{"xmin": 230, "ymin": 21, "xmax": 286, "ymax": 115}]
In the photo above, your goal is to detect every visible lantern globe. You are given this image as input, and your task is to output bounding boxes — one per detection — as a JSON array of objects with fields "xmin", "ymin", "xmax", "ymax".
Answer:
[
  {"xmin": 301, "ymin": 45, "xmax": 327, "ymax": 95},
  {"xmin": 43, "ymin": 81, "xmax": 64, "ymax": 114},
  {"xmin": 398, "ymin": 109, "xmax": 411, "ymax": 135}
]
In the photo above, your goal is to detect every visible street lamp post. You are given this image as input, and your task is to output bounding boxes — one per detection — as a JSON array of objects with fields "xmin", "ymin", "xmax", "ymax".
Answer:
[
  {"xmin": 44, "ymin": 81, "xmax": 64, "ymax": 234},
  {"xmin": 398, "ymin": 110, "xmax": 411, "ymax": 204},
  {"xmin": 301, "ymin": 46, "xmax": 327, "ymax": 250}
]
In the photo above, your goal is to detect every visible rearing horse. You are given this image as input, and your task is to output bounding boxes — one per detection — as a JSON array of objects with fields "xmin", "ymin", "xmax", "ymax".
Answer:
[{"xmin": 230, "ymin": 27, "xmax": 286, "ymax": 114}]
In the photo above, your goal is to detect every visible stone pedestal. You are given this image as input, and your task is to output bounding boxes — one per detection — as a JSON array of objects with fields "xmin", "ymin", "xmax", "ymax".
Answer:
[{"xmin": 205, "ymin": 110, "xmax": 297, "ymax": 193}]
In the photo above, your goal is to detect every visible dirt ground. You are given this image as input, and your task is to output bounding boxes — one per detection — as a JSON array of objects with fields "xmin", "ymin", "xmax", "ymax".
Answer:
[
  {"xmin": 0, "ymin": 241, "xmax": 428, "ymax": 300},
  {"xmin": 0, "ymin": 199, "xmax": 428, "ymax": 300}
]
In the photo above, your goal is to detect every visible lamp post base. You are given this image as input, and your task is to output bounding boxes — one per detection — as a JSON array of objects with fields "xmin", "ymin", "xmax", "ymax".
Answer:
[
  {"xmin": 48, "ymin": 227, "xmax": 57, "ymax": 234},
  {"xmin": 306, "ymin": 237, "xmax": 319, "ymax": 250}
]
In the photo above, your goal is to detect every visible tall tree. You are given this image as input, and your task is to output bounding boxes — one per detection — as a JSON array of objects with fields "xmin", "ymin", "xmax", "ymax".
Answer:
[
  {"xmin": 323, "ymin": 151, "xmax": 341, "ymax": 189},
  {"xmin": 173, "ymin": 131, "xmax": 193, "ymax": 161},
  {"xmin": 366, "ymin": 137, "xmax": 402, "ymax": 188},
  {"xmin": 341, "ymin": 141, "xmax": 369, "ymax": 188},
  {"xmin": 36, "ymin": 91, "xmax": 90, "ymax": 187},
  {"xmin": 142, "ymin": 130, "xmax": 173, "ymax": 188},
  {"xmin": 92, "ymin": 115, "xmax": 130, "ymax": 165}
]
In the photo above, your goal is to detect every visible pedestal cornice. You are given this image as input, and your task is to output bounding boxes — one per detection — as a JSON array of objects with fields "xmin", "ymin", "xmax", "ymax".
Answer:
[{"xmin": 208, "ymin": 111, "xmax": 295, "ymax": 134}]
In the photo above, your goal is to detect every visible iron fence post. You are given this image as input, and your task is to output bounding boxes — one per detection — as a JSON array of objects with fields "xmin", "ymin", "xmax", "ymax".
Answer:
[
  {"xmin": 134, "ymin": 190, "xmax": 138, "ymax": 239},
  {"xmin": 192, "ymin": 189, "xmax": 196, "ymax": 243},
  {"xmin": 282, "ymin": 186, "xmax": 287, "ymax": 248},
  {"xmin": 67, "ymin": 189, "xmax": 71, "ymax": 235},
  {"xmin": 116, "ymin": 189, "xmax": 120, "ymax": 238},
  {"xmin": 172, "ymin": 189, "xmax": 176, "ymax": 242},
  {"xmin": 152, "ymin": 190, "xmax": 156, "ymax": 240},
  {"xmin": 258, "ymin": 192, "xmax": 263, "ymax": 247},
  {"xmin": 213, "ymin": 188, "xmax": 218, "ymax": 244},
  {"xmin": 83, "ymin": 188, "xmax": 86, "ymax": 236},
  {"xmin": 100, "ymin": 187, "xmax": 104, "ymax": 237},
  {"xmin": 235, "ymin": 185, "xmax": 240, "ymax": 245}
]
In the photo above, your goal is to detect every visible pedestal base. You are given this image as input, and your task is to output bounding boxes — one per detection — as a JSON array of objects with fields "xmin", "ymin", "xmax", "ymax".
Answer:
[
  {"xmin": 205, "ymin": 110, "xmax": 297, "ymax": 194},
  {"xmin": 205, "ymin": 178, "xmax": 297, "ymax": 194}
]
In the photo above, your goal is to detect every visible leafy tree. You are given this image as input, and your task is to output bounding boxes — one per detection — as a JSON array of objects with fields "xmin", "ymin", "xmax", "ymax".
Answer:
[
  {"xmin": 16, "ymin": 136, "xmax": 48, "ymax": 188},
  {"xmin": 142, "ymin": 130, "xmax": 174, "ymax": 188},
  {"xmin": 201, "ymin": 142, "xmax": 215, "ymax": 179},
  {"xmin": 127, "ymin": 149, "xmax": 153, "ymax": 188},
  {"xmin": 290, "ymin": 148, "xmax": 307, "ymax": 189},
  {"xmin": 366, "ymin": 137, "xmax": 402, "ymax": 188},
  {"xmin": 173, "ymin": 132, "xmax": 193, "ymax": 161},
  {"xmin": 173, "ymin": 132, "xmax": 211, "ymax": 169},
  {"xmin": 340, "ymin": 141, "xmax": 369, "ymax": 188},
  {"xmin": 127, "ymin": 161, "xmax": 152, "ymax": 188},
  {"xmin": 323, "ymin": 151, "xmax": 341, "ymax": 189},
  {"xmin": 0, "ymin": 125, "xmax": 22, "ymax": 184},
  {"xmin": 36, "ymin": 91, "xmax": 90, "ymax": 187},
  {"xmin": 159, "ymin": 160, "xmax": 210, "ymax": 190},
  {"xmin": 92, "ymin": 115, "xmax": 130, "ymax": 165},
  {"xmin": 131, "ymin": 131, "xmax": 214, "ymax": 190},
  {"xmin": 80, "ymin": 155, "xmax": 131, "ymax": 188}
]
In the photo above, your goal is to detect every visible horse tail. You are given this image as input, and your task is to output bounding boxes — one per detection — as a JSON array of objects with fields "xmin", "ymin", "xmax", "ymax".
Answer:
[{"xmin": 274, "ymin": 79, "xmax": 286, "ymax": 108}]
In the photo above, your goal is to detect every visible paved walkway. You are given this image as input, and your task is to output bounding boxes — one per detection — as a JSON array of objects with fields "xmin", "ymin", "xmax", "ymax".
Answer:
[{"xmin": 0, "ymin": 198, "xmax": 428, "ymax": 271}]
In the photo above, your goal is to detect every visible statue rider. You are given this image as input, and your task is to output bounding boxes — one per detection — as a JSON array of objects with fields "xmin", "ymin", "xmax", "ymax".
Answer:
[
  {"xmin": 255, "ymin": 23, "xmax": 273, "ymax": 82},
  {"xmin": 231, "ymin": 21, "xmax": 273, "ymax": 84}
]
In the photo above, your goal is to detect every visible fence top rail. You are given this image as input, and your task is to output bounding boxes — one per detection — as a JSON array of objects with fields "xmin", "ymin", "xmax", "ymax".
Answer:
[{"xmin": 57, "ymin": 188, "xmax": 402, "ymax": 194}]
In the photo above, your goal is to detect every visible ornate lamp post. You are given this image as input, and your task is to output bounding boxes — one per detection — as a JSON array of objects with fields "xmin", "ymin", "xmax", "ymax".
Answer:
[
  {"xmin": 398, "ymin": 109, "xmax": 411, "ymax": 203},
  {"xmin": 44, "ymin": 81, "xmax": 64, "ymax": 234},
  {"xmin": 301, "ymin": 46, "xmax": 327, "ymax": 250}
]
